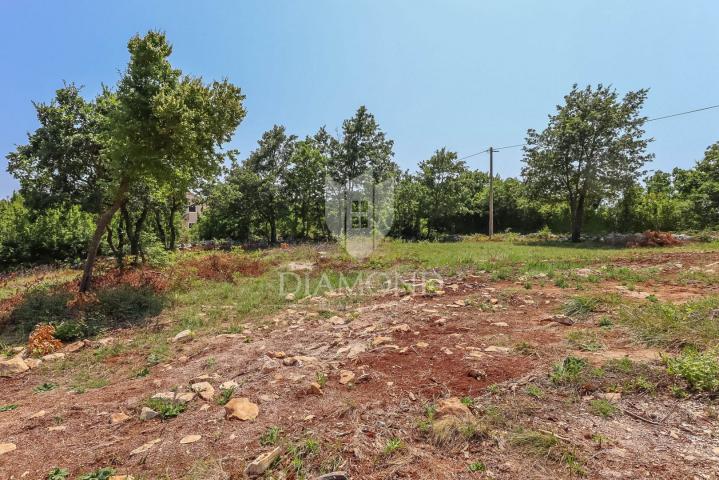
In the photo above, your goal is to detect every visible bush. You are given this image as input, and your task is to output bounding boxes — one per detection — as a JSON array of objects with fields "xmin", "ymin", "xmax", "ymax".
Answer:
[
  {"xmin": 96, "ymin": 285, "xmax": 163, "ymax": 323},
  {"xmin": 8, "ymin": 289, "xmax": 72, "ymax": 336},
  {"xmin": 666, "ymin": 349, "xmax": 719, "ymax": 392}
]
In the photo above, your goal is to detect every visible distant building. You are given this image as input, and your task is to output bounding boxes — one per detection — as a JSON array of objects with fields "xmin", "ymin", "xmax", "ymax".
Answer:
[{"xmin": 182, "ymin": 192, "xmax": 204, "ymax": 229}]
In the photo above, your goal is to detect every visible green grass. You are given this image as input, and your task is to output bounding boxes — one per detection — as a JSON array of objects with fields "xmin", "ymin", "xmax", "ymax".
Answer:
[
  {"xmin": 666, "ymin": 348, "xmax": 719, "ymax": 392},
  {"xmin": 34, "ymin": 382, "xmax": 58, "ymax": 393},
  {"xmin": 216, "ymin": 387, "xmax": 235, "ymax": 406},
  {"xmin": 259, "ymin": 426, "xmax": 281, "ymax": 446},
  {"xmin": 566, "ymin": 329, "xmax": 604, "ymax": 352},
  {"xmin": 382, "ymin": 437, "xmax": 403, "ymax": 455},
  {"xmin": 589, "ymin": 399, "xmax": 617, "ymax": 418},
  {"xmin": 0, "ymin": 404, "xmax": 18, "ymax": 412},
  {"xmin": 619, "ymin": 296, "xmax": 719, "ymax": 349},
  {"xmin": 510, "ymin": 429, "xmax": 586, "ymax": 476},
  {"xmin": 145, "ymin": 397, "xmax": 187, "ymax": 419},
  {"xmin": 550, "ymin": 357, "xmax": 588, "ymax": 385}
]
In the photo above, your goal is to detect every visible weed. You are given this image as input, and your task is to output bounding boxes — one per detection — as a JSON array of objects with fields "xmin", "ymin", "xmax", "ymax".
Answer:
[
  {"xmin": 0, "ymin": 404, "xmax": 18, "ymax": 412},
  {"xmin": 77, "ymin": 468, "xmax": 115, "ymax": 480},
  {"xmin": 619, "ymin": 296, "xmax": 719, "ymax": 349},
  {"xmin": 598, "ymin": 316, "xmax": 613, "ymax": 328},
  {"xmin": 554, "ymin": 277, "xmax": 568, "ymax": 288},
  {"xmin": 666, "ymin": 349, "xmax": 719, "ymax": 392},
  {"xmin": 486, "ymin": 384, "xmax": 500, "ymax": 394},
  {"xmin": 566, "ymin": 329, "xmax": 604, "ymax": 352},
  {"xmin": 460, "ymin": 396, "xmax": 475, "ymax": 407},
  {"xmin": 134, "ymin": 367, "xmax": 150, "ymax": 378},
  {"xmin": 468, "ymin": 461, "xmax": 486, "ymax": 472},
  {"xmin": 259, "ymin": 426, "xmax": 281, "ymax": 446},
  {"xmin": 46, "ymin": 468, "xmax": 70, "ymax": 480},
  {"xmin": 514, "ymin": 341, "xmax": 536, "ymax": 356},
  {"xmin": 383, "ymin": 437, "xmax": 403, "ymax": 455},
  {"xmin": 145, "ymin": 397, "xmax": 186, "ymax": 419},
  {"xmin": 417, "ymin": 418, "xmax": 432, "ymax": 433},
  {"xmin": 34, "ymin": 382, "xmax": 58, "ymax": 393},
  {"xmin": 216, "ymin": 387, "xmax": 235, "ymax": 406},
  {"xmin": 510, "ymin": 429, "xmax": 585, "ymax": 476},
  {"xmin": 589, "ymin": 399, "xmax": 617, "ymax": 418},
  {"xmin": 563, "ymin": 295, "xmax": 601, "ymax": 317},
  {"xmin": 526, "ymin": 384, "xmax": 544, "ymax": 398},
  {"xmin": 550, "ymin": 357, "xmax": 587, "ymax": 385},
  {"xmin": 316, "ymin": 371, "xmax": 328, "ymax": 388}
]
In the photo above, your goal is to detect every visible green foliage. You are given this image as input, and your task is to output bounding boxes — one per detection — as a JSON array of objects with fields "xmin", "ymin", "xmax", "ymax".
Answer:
[
  {"xmin": 666, "ymin": 349, "xmax": 719, "ymax": 392},
  {"xmin": 619, "ymin": 296, "xmax": 719, "ymax": 349},
  {"xmin": 526, "ymin": 384, "xmax": 544, "ymax": 398},
  {"xmin": 96, "ymin": 285, "xmax": 163, "ymax": 323},
  {"xmin": 563, "ymin": 295, "xmax": 601, "ymax": 317},
  {"xmin": 382, "ymin": 437, "xmax": 403, "ymax": 455},
  {"xmin": 468, "ymin": 461, "xmax": 486, "ymax": 473},
  {"xmin": 589, "ymin": 399, "xmax": 617, "ymax": 418},
  {"xmin": 550, "ymin": 357, "xmax": 588, "ymax": 385},
  {"xmin": 259, "ymin": 426, "xmax": 281, "ymax": 446},
  {"xmin": 34, "ymin": 382, "xmax": 58, "ymax": 393},
  {"xmin": 47, "ymin": 468, "xmax": 70, "ymax": 480},
  {"xmin": 216, "ymin": 387, "xmax": 235, "ymax": 406},
  {"xmin": 566, "ymin": 330, "xmax": 604, "ymax": 352},
  {"xmin": 0, "ymin": 404, "xmax": 18, "ymax": 412},
  {"xmin": 523, "ymin": 84, "xmax": 652, "ymax": 241},
  {"xmin": 8, "ymin": 288, "xmax": 72, "ymax": 335},
  {"xmin": 77, "ymin": 468, "xmax": 115, "ymax": 480},
  {"xmin": 145, "ymin": 398, "xmax": 187, "ymax": 419}
]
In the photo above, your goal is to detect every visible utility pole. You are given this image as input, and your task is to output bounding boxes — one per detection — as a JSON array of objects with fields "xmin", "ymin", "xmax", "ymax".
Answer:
[{"xmin": 488, "ymin": 146, "xmax": 494, "ymax": 238}]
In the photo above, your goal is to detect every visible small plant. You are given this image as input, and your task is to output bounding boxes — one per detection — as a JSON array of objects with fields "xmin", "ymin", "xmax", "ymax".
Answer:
[
  {"xmin": 424, "ymin": 279, "xmax": 441, "ymax": 295},
  {"xmin": 589, "ymin": 399, "xmax": 617, "ymax": 418},
  {"xmin": 424, "ymin": 403, "xmax": 437, "ymax": 420},
  {"xmin": 460, "ymin": 396, "xmax": 475, "ymax": 407},
  {"xmin": 216, "ymin": 387, "xmax": 235, "ymax": 406},
  {"xmin": 514, "ymin": 341, "xmax": 536, "ymax": 356},
  {"xmin": 486, "ymin": 383, "xmax": 500, "ymax": 394},
  {"xmin": 416, "ymin": 418, "xmax": 432, "ymax": 433},
  {"xmin": 47, "ymin": 468, "xmax": 70, "ymax": 480},
  {"xmin": 550, "ymin": 356, "xmax": 587, "ymax": 385},
  {"xmin": 563, "ymin": 295, "xmax": 601, "ymax": 317},
  {"xmin": 77, "ymin": 468, "xmax": 115, "ymax": 480},
  {"xmin": 204, "ymin": 356, "xmax": 217, "ymax": 369},
  {"xmin": 591, "ymin": 433, "xmax": 608, "ymax": 447},
  {"xmin": 666, "ymin": 349, "xmax": 719, "ymax": 392},
  {"xmin": 34, "ymin": 382, "xmax": 58, "ymax": 393},
  {"xmin": 383, "ymin": 437, "xmax": 403, "ymax": 455},
  {"xmin": 526, "ymin": 384, "xmax": 544, "ymax": 398},
  {"xmin": 0, "ymin": 404, "xmax": 18, "ymax": 412},
  {"xmin": 145, "ymin": 397, "xmax": 186, "ymax": 419},
  {"xmin": 315, "ymin": 371, "xmax": 328, "ymax": 388},
  {"xmin": 259, "ymin": 426, "xmax": 281, "ymax": 446},
  {"xmin": 566, "ymin": 329, "xmax": 604, "ymax": 352},
  {"xmin": 598, "ymin": 316, "xmax": 613, "ymax": 328},
  {"xmin": 468, "ymin": 461, "xmax": 486, "ymax": 472},
  {"xmin": 134, "ymin": 367, "xmax": 150, "ymax": 378},
  {"xmin": 554, "ymin": 277, "xmax": 568, "ymax": 288}
]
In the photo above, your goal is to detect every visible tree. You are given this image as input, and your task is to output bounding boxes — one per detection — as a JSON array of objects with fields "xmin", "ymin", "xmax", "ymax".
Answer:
[
  {"xmin": 8, "ymin": 32, "xmax": 245, "ymax": 290},
  {"xmin": 328, "ymin": 106, "xmax": 396, "ymax": 236},
  {"xmin": 244, "ymin": 125, "xmax": 296, "ymax": 243},
  {"xmin": 418, "ymin": 148, "xmax": 469, "ymax": 235},
  {"xmin": 522, "ymin": 84, "xmax": 653, "ymax": 241},
  {"xmin": 285, "ymin": 138, "xmax": 328, "ymax": 239}
]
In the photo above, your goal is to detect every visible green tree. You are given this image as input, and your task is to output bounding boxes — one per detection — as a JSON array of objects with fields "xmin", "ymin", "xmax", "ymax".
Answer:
[
  {"xmin": 285, "ymin": 138, "xmax": 328, "ymax": 239},
  {"xmin": 418, "ymin": 148, "xmax": 469, "ymax": 235},
  {"xmin": 522, "ymin": 84, "xmax": 653, "ymax": 241},
  {"xmin": 9, "ymin": 31, "xmax": 246, "ymax": 291},
  {"xmin": 244, "ymin": 125, "xmax": 296, "ymax": 243}
]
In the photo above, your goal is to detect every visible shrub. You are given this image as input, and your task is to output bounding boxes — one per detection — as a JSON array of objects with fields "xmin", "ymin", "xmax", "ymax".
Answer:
[
  {"xmin": 9, "ymin": 289, "xmax": 72, "ymax": 335},
  {"xmin": 666, "ymin": 349, "xmax": 719, "ymax": 392},
  {"xmin": 589, "ymin": 399, "xmax": 617, "ymax": 417},
  {"xmin": 145, "ymin": 398, "xmax": 186, "ymax": 419},
  {"xmin": 550, "ymin": 356, "xmax": 588, "ymax": 385},
  {"xmin": 96, "ymin": 285, "xmax": 163, "ymax": 324}
]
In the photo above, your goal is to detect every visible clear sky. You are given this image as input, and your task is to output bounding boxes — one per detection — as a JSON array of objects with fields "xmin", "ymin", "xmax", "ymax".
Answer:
[{"xmin": 1, "ymin": 0, "xmax": 718, "ymax": 198}]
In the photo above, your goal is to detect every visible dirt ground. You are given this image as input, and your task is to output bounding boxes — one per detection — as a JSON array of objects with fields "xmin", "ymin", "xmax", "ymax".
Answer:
[{"xmin": 2, "ymin": 249, "xmax": 719, "ymax": 480}]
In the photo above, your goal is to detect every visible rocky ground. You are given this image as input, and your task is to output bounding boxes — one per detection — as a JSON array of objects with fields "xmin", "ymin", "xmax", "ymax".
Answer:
[{"xmin": 2, "ymin": 249, "xmax": 719, "ymax": 479}]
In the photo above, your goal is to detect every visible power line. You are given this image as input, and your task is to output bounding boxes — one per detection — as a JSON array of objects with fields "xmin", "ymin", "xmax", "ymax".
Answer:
[
  {"xmin": 462, "ymin": 102, "xmax": 719, "ymax": 160},
  {"xmin": 646, "ymin": 104, "xmax": 719, "ymax": 122}
]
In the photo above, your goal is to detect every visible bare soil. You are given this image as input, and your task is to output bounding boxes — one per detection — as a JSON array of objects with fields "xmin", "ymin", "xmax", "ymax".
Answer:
[{"xmin": 2, "ymin": 250, "xmax": 719, "ymax": 479}]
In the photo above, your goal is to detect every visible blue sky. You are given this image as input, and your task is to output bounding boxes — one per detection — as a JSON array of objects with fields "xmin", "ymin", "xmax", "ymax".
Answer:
[{"xmin": 1, "ymin": 0, "xmax": 718, "ymax": 198}]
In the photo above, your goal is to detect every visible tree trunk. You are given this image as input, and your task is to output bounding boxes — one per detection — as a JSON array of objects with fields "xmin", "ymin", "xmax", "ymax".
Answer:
[
  {"xmin": 168, "ymin": 199, "xmax": 178, "ymax": 251},
  {"xmin": 79, "ymin": 178, "xmax": 130, "ymax": 292},
  {"xmin": 570, "ymin": 194, "xmax": 585, "ymax": 243},
  {"xmin": 154, "ymin": 209, "xmax": 166, "ymax": 248}
]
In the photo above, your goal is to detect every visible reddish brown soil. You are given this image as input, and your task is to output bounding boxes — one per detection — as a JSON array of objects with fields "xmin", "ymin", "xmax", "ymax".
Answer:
[{"xmin": 1, "ymin": 250, "xmax": 719, "ymax": 479}]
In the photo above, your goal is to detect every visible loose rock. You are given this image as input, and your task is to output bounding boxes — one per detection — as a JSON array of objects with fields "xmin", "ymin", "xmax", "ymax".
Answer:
[
  {"xmin": 191, "ymin": 382, "xmax": 215, "ymax": 401},
  {"xmin": 225, "ymin": 398, "xmax": 259, "ymax": 421},
  {"xmin": 130, "ymin": 438, "xmax": 161, "ymax": 456},
  {"xmin": 172, "ymin": 330, "xmax": 193, "ymax": 343},
  {"xmin": 0, "ymin": 357, "xmax": 29, "ymax": 377},
  {"xmin": 139, "ymin": 407, "xmax": 160, "ymax": 421},
  {"xmin": 245, "ymin": 446, "xmax": 281, "ymax": 477},
  {"xmin": 339, "ymin": 370, "xmax": 355, "ymax": 385},
  {"xmin": 0, "ymin": 443, "xmax": 17, "ymax": 455},
  {"xmin": 110, "ymin": 412, "xmax": 131, "ymax": 424},
  {"xmin": 180, "ymin": 434, "xmax": 201, "ymax": 444}
]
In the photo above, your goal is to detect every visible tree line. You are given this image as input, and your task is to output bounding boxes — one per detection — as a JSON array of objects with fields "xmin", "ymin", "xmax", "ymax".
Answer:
[{"xmin": 2, "ymin": 32, "xmax": 719, "ymax": 284}]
